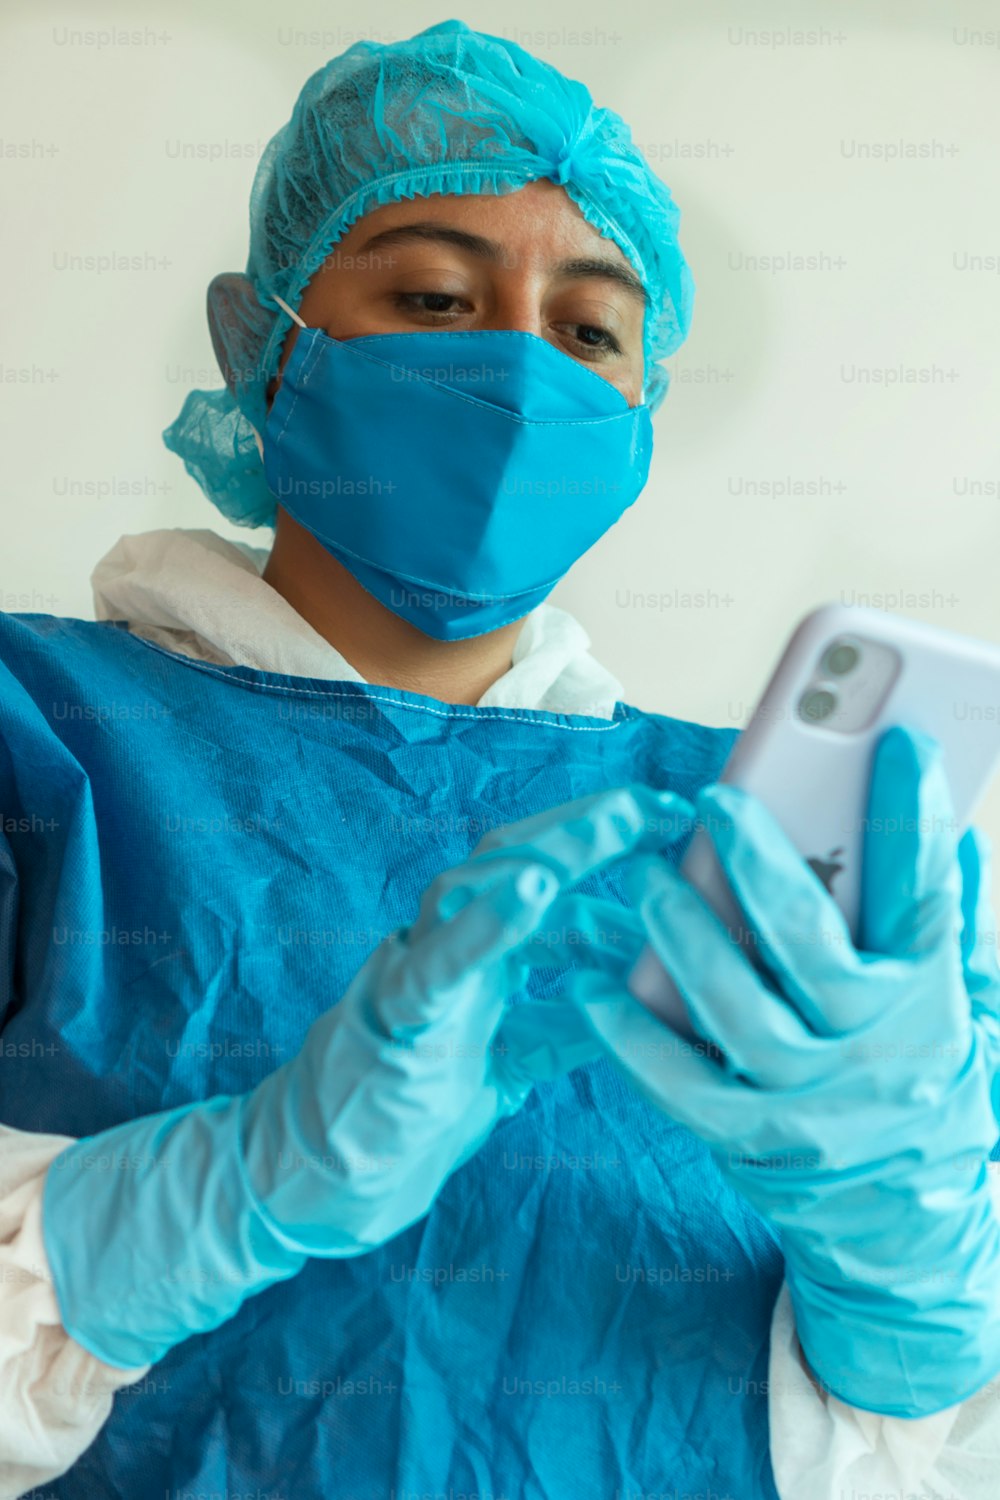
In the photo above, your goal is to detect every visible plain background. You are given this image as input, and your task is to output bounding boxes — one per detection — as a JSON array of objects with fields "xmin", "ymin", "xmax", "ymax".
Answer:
[{"xmin": 1, "ymin": 0, "xmax": 999, "ymax": 838}]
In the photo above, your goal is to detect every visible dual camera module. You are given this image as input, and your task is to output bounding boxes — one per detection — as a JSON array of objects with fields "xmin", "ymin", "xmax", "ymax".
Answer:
[{"xmin": 798, "ymin": 640, "xmax": 861, "ymax": 724}]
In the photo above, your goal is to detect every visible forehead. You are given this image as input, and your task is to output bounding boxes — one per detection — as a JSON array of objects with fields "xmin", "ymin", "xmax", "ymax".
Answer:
[{"xmin": 338, "ymin": 180, "xmax": 636, "ymax": 268}]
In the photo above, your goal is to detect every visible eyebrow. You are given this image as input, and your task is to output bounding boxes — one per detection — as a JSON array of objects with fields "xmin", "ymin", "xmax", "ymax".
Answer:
[{"xmin": 357, "ymin": 222, "xmax": 648, "ymax": 307}]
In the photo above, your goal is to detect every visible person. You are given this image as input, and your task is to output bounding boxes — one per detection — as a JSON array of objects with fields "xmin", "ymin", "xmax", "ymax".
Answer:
[{"xmin": 1, "ymin": 19, "xmax": 999, "ymax": 1500}]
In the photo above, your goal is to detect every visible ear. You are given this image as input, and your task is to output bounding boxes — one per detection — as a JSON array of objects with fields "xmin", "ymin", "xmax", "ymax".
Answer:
[{"xmin": 206, "ymin": 272, "xmax": 272, "ymax": 397}]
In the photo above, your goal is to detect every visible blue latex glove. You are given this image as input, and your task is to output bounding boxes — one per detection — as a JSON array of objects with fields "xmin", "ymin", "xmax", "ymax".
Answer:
[
  {"xmin": 42, "ymin": 784, "xmax": 689, "ymax": 1370},
  {"xmin": 552, "ymin": 728, "xmax": 1000, "ymax": 1417},
  {"xmin": 959, "ymin": 826, "xmax": 1000, "ymax": 1136}
]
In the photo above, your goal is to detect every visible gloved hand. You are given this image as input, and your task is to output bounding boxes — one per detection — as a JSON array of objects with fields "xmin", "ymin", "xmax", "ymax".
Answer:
[
  {"xmin": 42, "ymin": 784, "xmax": 690, "ymax": 1371},
  {"xmin": 551, "ymin": 727, "xmax": 1000, "ymax": 1418},
  {"xmin": 958, "ymin": 826, "xmax": 1000, "ymax": 1134}
]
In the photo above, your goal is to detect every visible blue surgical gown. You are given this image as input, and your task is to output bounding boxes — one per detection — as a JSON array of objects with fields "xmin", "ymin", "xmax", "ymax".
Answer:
[{"xmin": 0, "ymin": 611, "xmax": 783, "ymax": 1500}]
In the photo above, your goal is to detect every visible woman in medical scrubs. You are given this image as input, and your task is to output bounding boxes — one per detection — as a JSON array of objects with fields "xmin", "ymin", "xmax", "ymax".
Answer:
[{"xmin": 0, "ymin": 21, "xmax": 999, "ymax": 1500}]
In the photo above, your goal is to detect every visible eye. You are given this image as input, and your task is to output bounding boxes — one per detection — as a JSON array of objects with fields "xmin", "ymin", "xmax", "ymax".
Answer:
[
  {"xmin": 394, "ymin": 292, "xmax": 468, "ymax": 319},
  {"xmin": 569, "ymin": 325, "xmax": 617, "ymax": 354},
  {"xmin": 556, "ymin": 323, "xmax": 623, "ymax": 358}
]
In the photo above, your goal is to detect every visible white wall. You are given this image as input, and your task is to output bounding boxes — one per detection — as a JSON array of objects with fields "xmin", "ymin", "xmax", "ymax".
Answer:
[{"xmin": 1, "ymin": 0, "xmax": 999, "ymax": 834}]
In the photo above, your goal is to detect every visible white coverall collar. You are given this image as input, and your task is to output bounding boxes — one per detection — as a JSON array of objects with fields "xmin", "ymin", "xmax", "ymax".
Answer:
[{"xmin": 90, "ymin": 528, "xmax": 625, "ymax": 719}]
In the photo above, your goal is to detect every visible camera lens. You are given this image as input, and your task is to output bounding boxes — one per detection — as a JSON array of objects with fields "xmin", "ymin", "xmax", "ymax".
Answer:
[
  {"xmin": 821, "ymin": 641, "xmax": 859, "ymax": 676},
  {"xmin": 798, "ymin": 688, "xmax": 837, "ymax": 723}
]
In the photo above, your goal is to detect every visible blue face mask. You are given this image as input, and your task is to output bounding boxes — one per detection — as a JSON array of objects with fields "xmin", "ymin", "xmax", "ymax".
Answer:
[{"xmin": 260, "ymin": 297, "xmax": 654, "ymax": 641}]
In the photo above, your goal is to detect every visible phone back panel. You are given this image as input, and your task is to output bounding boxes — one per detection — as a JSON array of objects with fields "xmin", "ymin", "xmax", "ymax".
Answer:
[{"xmin": 682, "ymin": 603, "xmax": 1000, "ymax": 940}]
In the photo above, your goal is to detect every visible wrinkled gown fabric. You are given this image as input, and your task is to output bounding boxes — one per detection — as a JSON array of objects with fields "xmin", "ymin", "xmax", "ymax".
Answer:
[{"xmin": 0, "ymin": 607, "xmax": 781, "ymax": 1499}]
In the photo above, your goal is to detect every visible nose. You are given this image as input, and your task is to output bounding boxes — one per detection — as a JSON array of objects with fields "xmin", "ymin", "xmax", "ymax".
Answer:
[{"xmin": 476, "ymin": 285, "xmax": 545, "ymax": 338}]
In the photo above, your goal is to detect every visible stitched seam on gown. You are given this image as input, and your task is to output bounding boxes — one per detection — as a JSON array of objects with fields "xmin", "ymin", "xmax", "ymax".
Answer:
[{"xmin": 128, "ymin": 635, "xmax": 627, "ymax": 732}]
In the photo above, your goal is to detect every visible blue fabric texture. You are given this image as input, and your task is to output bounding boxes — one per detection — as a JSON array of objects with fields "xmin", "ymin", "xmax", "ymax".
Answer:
[
  {"xmin": 161, "ymin": 18, "xmax": 694, "ymax": 529},
  {"xmin": 263, "ymin": 326, "xmax": 655, "ymax": 639},
  {"xmin": 0, "ymin": 613, "xmax": 781, "ymax": 1500}
]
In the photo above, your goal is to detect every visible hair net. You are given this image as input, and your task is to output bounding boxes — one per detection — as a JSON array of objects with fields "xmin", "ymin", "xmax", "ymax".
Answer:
[{"xmin": 163, "ymin": 18, "xmax": 695, "ymax": 529}]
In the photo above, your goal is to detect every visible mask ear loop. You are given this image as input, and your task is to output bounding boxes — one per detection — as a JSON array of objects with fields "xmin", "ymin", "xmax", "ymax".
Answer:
[
  {"xmin": 271, "ymin": 293, "xmax": 308, "ymax": 329},
  {"xmin": 252, "ymin": 294, "xmax": 310, "ymax": 460}
]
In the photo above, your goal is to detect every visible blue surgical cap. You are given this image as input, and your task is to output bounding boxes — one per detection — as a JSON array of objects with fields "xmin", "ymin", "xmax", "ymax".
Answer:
[{"xmin": 163, "ymin": 18, "xmax": 695, "ymax": 529}]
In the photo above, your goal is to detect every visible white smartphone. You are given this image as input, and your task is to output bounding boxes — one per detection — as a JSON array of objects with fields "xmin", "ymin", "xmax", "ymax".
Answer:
[{"xmin": 628, "ymin": 603, "xmax": 1000, "ymax": 1028}]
